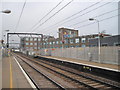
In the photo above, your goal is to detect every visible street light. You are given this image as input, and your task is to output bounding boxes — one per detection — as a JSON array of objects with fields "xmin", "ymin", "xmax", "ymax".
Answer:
[
  {"xmin": 89, "ymin": 18, "xmax": 101, "ymax": 63},
  {"xmin": 5, "ymin": 30, "xmax": 10, "ymax": 32},
  {"xmin": 0, "ymin": 10, "xmax": 11, "ymax": 14},
  {"xmin": 4, "ymin": 30, "xmax": 10, "ymax": 46},
  {"xmin": 1, "ymin": 30, "xmax": 10, "ymax": 46},
  {"xmin": 0, "ymin": 10, "xmax": 11, "ymax": 59}
]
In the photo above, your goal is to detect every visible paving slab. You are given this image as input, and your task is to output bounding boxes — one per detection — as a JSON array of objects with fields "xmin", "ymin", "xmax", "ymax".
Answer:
[{"xmin": 2, "ymin": 55, "xmax": 32, "ymax": 89}]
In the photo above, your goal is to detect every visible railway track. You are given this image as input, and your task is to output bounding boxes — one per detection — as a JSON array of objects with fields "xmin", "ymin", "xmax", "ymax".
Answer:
[
  {"xmin": 14, "ymin": 55, "xmax": 66, "ymax": 89},
  {"xmin": 14, "ymin": 53, "xmax": 120, "ymax": 89}
]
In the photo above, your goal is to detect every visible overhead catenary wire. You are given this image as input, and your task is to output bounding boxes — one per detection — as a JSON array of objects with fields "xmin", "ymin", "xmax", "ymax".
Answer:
[
  {"xmin": 40, "ymin": 0, "xmax": 109, "ymax": 30},
  {"xmin": 51, "ymin": 0, "xmax": 103, "ymax": 25},
  {"xmin": 68, "ymin": 8, "xmax": 120, "ymax": 27},
  {"xmin": 29, "ymin": 0, "xmax": 64, "ymax": 31},
  {"xmin": 42, "ymin": 0, "xmax": 115, "ymax": 34},
  {"xmin": 60, "ymin": 1, "xmax": 114, "ymax": 24},
  {"xmin": 14, "ymin": 0, "xmax": 27, "ymax": 33},
  {"xmin": 35, "ymin": 0, "xmax": 103, "ymax": 33},
  {"xmin": 30, "ymin": 0, "xmax": 74, "ymax": 33},
  {"xmin": 76, "ymin": 13, "xmax": 120, "ymax": 29},
  {"xmin": 47, "ymin": 8, "xmax": 119, "ymax": 34},
  {"xmin": 51, "ymin": 13, "xmax": 119, "ymax": 37}
]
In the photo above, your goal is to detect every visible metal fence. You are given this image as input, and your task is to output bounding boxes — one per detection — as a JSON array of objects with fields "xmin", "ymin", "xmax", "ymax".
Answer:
[{"xmin": 38, "ymin": 46, "xmax": 119, "ymax": 65}]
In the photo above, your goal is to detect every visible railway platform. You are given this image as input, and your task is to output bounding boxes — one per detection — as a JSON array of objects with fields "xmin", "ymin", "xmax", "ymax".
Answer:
[
  {"xmin": 2, "ymin": 54, "xmax": 33, "ymax": 89},
  {"xmin": 37, "ymin": 55, "xmax": 120, "ymax": 82},
  {"xmin": 38, "ymin": 55, "xmax": 120, "ymax": 72}
]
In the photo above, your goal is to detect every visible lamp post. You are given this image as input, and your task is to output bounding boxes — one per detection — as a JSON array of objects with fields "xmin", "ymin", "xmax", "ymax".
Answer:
[
  {"xmin": 0, "ymin": 10, "xmax": 11, "ymax": 14},
  {"xmin": 4, "ymin": 30, "xmax": 10, "ymax": 48},
  {"xmin": 89, "ymin": 18, "xmax": 101, "ymax": 63},
  {"xmin": 0, "ymin": 9, "xmax": 11, "ymax": 45}
]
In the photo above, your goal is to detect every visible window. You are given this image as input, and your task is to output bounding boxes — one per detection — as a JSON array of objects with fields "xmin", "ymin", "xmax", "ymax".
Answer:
[
  {"xmin": 49, "ymin": 42, "xmax": 52, "ymax": 45},
  {"xmin": 34, "ymin": 38, "xmax": 37, "ymax": 41},
  {"xmin": 53, "ymin": 41, "xmax": 55, "ymax": 44},
  {"xmin": 60, "ymin": 41, "xmax": 62, "ymax": 44},
  {"xmin": 34, "ymin": 47, "xmax": 37, "ymax": 49},
  {"xmin": 25, "ymin": 38, "xmax": 29, "ymax": 41},
  {"xmin": 30, "ymin": 47, "xmax": 33, "ymax": 49},
  {"xmin": 26, "ymin": 47, "xmax": 29, "ymax": 49},
  {"xmin": 38, "ymin": 47, "xmax": 40, "ymax": 49},
  {"xmin": 26, "ymin": 43, "xmax": 29, "ymax": 45},
  {"xmin": 64, "ymin": 39, "xmax": 68, "ymax": 44},
  {"xmin": 75, "ymin": 38, "xmax": 79, "ymax": 43},
  {"xmin": 38, "ymin": 38, "xmax": 41, "ymax": 41},
  {"xmin": 95, "ymin": 36, "xmax": 99, "ymax": 38},
  {"xmin": 92, "ymin": 45, "xmax": 96, "ymax": 47},
  {"xmin": 81, "ymin": 38, "xmax": 86, "ymax": 43},
  {"xmin": 30, "ymin": 43, "xmax": 33, "ymax": 45},
  {"xmin": 39, "ymin": 43, "xmax": 42, "ymax": 45},
  {"xmin": 44, "ymin": 43, "xmax": 46, "ymax": 45},
  {"xmin": 76, "ymin": 45, "xmax": 79, "ymax": 47},
  {"xmin": 30, "ymin": 38, "xmax": 33, "ymax": 41},
  {"xmin": 65, "ymin": 45, "xmax": 68, "ymax": 48},
  {"xmin": 82, "ymin": 44, "xmax": 86, "ymax": 47},
  {"xmin": 34, "ymin": 43, "xmax": 37, "ymax": 45},
  {"xmin": 56, "ymin": 41, "xmax": 59, "ymax": 44},
  {"xmin": 70, "ymin": 39, "xmax": 74, "ymax": 44}
]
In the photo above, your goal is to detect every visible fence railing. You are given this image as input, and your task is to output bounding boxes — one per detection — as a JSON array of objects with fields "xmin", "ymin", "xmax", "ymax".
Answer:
[{"xmin": 38, "ymin": 46, "xmax": 119, "ymax": 65}]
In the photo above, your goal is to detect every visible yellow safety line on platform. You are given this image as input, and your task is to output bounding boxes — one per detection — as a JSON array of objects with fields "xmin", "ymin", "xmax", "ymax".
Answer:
[{"xmin": 9, "ymin": 54, "xmax": 13, "ymax": 89}]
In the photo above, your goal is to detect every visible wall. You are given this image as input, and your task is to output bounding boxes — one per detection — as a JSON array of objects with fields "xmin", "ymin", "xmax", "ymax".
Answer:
[{"xmin": 39, "ymin": 46, "xmax": 119, "ymax": 65}]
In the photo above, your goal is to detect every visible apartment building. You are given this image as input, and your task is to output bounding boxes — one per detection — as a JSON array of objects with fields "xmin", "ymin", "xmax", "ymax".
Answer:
[{"xmin": 20, "ymin": 27, "xmax": 111, "ymax": 51}]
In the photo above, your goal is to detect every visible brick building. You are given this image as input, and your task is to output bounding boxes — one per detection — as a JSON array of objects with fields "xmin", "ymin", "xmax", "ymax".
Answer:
[
  {"xmin": 20, "ymin": 28, "xmax": 111, "ymax": 51},
  {"xmin": 20, "ymin": 37, "xmax": 42, "ymax": 51},
  {"xmin": 58, "ymin": 27, "xmax": 78, "ymax": 39}
]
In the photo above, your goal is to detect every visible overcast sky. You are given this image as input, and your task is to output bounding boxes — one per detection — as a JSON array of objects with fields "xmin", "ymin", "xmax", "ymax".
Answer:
[{"xmin": 0, "ymin": 0, "xmax": 120, "ymax": 42}]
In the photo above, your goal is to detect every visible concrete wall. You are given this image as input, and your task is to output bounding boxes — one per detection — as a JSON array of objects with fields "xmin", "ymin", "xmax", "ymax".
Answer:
[{"xmin": 39, "ymin": 46, "xmax": 119, "ymax": 65}]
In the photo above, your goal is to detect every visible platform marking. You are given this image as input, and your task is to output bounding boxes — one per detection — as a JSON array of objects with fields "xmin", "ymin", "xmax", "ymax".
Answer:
[
  {"xmin": 13, "ymin": 56, "xmax": 36, "ymax": 88},
  {"xmin": 9, "ymin": 55, "xmax": 13, "ymax": 89}
]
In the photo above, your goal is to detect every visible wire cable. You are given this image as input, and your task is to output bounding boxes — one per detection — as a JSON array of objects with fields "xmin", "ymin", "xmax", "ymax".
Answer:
[
  {"xmin": 41, "ymin": 0, "xmax": 115, "ymax": 33},
  {"xmin": 48, "ymin": 8, "xmax": 120, "ymax": 32},
  {"xmin": 50, "ymin": 13, "xmax": 119, "ymax": 37},
  {"xmin": 61, "ymin": 1, "xmax": 113, "ymax": 24},
  {"xmin": 14, "ymin": 0, "xmax": 27, "ymax": 33},
  {"xmin": 68, "ymin": 8, "xmax": 120, "ymax": 27},
  {"xmin": 40, "ymin": 0, "xmax": 104, "ymax": 32},
  {"xmin": 50, "ymin": 0, "xmax": 103, "ymax": 26},
  {"xmin": 29, "ymin": 0, "xmax": 64, "ymax": 31},
  {"xmin": 76, "ymin": 14, "xmax": 119, "ymax": 29},
  {"xmin": 31, "ymin": 0, "xmax": 74, "ymax": 33}
]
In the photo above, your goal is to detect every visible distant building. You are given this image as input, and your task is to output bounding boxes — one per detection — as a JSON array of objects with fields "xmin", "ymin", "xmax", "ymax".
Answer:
[
  {"xmin": 89, "ymin": 35, "xmax": 120, "ymax": 47},
  {"xmin": 58, "ymin": 27, "xmax": 78, "ymax": 39},
  {"xmin": 20, "ymin": 37, "xmax": 42, "ymax": 51},
  {"xmin": 20, "ymin": 35, "xmax": 55, "ymax": 51},
  {"xmin": 41, "ymin": 34, "xmax": 111, "ymax": 48},
  {"xmin": 20, "ymin": 27, "xmax": 112, "ymax": 51}
]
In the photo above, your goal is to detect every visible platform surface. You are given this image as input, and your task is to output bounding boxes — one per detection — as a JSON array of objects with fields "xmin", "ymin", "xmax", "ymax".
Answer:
[
  {"xmin": 2, "ymin": 55, "xmax": 32, "ymax": 89},
  {"xmin": 39, "ymin": 55, "xmax": 120, "ymax": 72}
]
